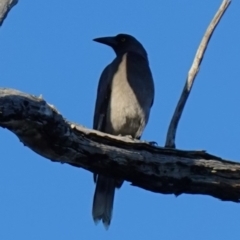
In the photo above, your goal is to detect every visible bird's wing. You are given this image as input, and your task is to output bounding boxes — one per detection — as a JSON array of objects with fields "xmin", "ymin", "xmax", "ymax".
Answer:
[
  {"xmin": 129, "ymin": 53, "xmax": 154, "ymax": 108},
  {"xmin": 93, "ymin": 64, "xmax": 112, "ymax": 131},
  {"xmin": 93, "ymin": 63, "xmax": 114, "ymax": 183}
]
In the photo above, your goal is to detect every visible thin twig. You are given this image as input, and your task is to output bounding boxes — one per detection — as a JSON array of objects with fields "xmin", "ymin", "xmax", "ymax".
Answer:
[
  {"xmin": 0, "ymin": 0, "xmax": 18, "ymax": 26},
  {"xmin": 165, "ymin": 0, "xmax": 231, "ymax": 148}
]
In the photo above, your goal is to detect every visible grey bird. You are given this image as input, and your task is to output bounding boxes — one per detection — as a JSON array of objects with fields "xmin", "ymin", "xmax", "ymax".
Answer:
[{"xmin": 92, "ymin": 33, "xmax": 155, "ymax": 229}]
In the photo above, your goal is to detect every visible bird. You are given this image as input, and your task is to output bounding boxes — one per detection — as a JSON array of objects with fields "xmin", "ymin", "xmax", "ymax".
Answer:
[{"xmin": 92, "ymin": 33, "xmax": 155, "ymax": 229}]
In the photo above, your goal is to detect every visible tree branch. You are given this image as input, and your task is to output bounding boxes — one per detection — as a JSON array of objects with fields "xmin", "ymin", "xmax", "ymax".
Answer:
[
  {"xmin": 1, "ymin": 88, "xmax": 240, "ymax": 203},
  {"xmin": 0, "ymin": 0, "xmax": 18, "ymax": 26},
  {"xmin": 165, "ymin": 0, "xmax": 231, "ymax": 148}
]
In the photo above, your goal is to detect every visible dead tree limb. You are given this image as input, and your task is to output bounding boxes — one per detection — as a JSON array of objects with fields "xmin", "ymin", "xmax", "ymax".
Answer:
[
  {"xmin": 0, "ymin": 0, "xmax": 18, "ymax": 26},
  {"xmin": 0, "ymin": 88, "xmax": 240, "ymax": 203},
  {"xmin": 165, "ymin": 0, "xmax": 231, "ymax": 148}
]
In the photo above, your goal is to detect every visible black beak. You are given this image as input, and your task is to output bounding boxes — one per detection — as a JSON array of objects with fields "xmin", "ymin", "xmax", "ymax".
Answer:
[{"xmin": 93, "ymin": 36, "xmax": 117, "ymax": 47}]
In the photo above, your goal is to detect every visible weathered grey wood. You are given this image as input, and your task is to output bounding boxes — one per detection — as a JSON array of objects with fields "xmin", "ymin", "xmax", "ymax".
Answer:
[
  {"xmin": 165, "ymin": 0, "xmax": 231, "ymax": 148},
  {"xmin": 0, "ymin": 88, "xmax": 240, "ymax": 203},
  {"xmin": 0, "ymin": 0, "xmax": 18, "ymax": 26}
]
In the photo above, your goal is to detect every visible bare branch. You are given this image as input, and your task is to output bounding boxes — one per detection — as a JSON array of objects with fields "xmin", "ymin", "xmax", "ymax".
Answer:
[
  {"xmin": 0, "ymin": 0, "xmax": 18, "ymax": 26},
  {"xmin": 1, "ymin": 88, "xmax": 240, "ymax": 203},
  {"xmin": 165, "ymin": 0, "xmax": 231, "ymax": 148}
]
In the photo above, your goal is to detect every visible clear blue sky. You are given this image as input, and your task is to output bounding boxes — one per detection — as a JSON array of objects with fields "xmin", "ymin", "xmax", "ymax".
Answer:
[{"xmin": 1, "ymin": 1, "xmax": 240, "ymax": 239}]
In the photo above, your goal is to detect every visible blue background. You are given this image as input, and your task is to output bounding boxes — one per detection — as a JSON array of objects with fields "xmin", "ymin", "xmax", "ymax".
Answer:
[{"xmin": 1, "ymin": 1, "xmax": 240, "ymax": 239}]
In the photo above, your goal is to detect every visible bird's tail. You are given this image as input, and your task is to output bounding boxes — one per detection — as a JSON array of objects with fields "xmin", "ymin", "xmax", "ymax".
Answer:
[{"xmin": 92, "ymin": 175, "xmax": 115, "ymax": 229}]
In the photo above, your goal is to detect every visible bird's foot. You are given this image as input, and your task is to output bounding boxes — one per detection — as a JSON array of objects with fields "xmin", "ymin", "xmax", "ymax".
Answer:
[{"xmin": 148, "ymin": 141, "xmax": 158, "ymax": 146}]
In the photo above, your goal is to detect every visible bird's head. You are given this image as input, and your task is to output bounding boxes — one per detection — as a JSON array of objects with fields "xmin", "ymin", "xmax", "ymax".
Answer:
[{"xmin": 93, "ymin": 33, "xmax": 147, "ymax": 58}]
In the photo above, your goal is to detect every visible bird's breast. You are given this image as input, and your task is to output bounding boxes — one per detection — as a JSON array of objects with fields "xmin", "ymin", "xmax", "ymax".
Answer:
[{"xmin": 105, "ymin": 53, "xmax": 149, "ymax": 137}]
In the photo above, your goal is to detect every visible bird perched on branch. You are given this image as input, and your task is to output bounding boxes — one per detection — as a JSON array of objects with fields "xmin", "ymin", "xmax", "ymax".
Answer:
[{"xmin": 92, "ymin": 33, "xmax": 155, "ymax": 229}]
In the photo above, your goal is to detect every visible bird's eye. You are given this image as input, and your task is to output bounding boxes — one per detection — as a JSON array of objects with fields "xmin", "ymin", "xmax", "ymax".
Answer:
[{"xmin": 120, "ymin": 37, "xmax": 126, "ymax": 42}]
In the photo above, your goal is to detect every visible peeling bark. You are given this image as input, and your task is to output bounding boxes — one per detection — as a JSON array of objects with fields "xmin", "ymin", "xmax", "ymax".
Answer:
[{"xmin": 0, "ymin": 88, "xmax": 240, "ymax": 203}]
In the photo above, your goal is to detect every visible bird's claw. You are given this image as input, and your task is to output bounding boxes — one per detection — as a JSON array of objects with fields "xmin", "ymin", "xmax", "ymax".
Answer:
[{"xmin": 148, "ymin": 141, "xmax": 158, "ymax": 146}]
